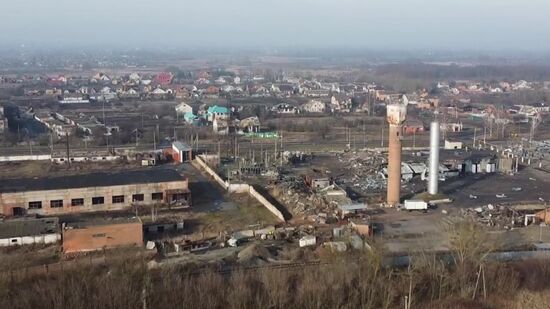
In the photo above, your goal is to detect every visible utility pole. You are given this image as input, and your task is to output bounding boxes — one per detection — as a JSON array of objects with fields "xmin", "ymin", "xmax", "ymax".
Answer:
[
  {"xmin": 234, "ymin": 135, "xmax": 238, "ymax": 159},
  {"xmin": 50, "ymin": 132, "xmax": 53, "ymax": 157},
  {"xmin": 280, "ymin": 131, "xmax": 283, "ymax": 152},
  {"xmin": 196, "ymin": 133, "xmax": 199, "ymax": 152},
  {"xmin": 66, "ymin": 132, "xmax": 70, "ymax": 165},
  {"xmin": 153, "ymin": 130, "xmax": 156, "ymax": 152},
  {"xmin": 217, "ymin": 140, "xmax": 221, "ymax": 164},
  {"xmin": 381, "ymin": 126, "xmax": 384, "ymax": 148},
  {"xmin": 363, "ymin": 123, "xmax": 366, "ymax": 148},
  {"xmin": 473, "ymin": 127, "xmax": 477, "ymax": 148}
]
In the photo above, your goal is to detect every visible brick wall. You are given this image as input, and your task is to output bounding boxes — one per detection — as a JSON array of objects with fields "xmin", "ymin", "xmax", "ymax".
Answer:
[{"xmin": 0, "ymin": 179, "xmax": 188, "ymax": 216}]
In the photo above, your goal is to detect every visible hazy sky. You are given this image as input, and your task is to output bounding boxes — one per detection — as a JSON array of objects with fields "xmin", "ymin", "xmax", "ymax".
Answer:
[{"xmin": 1, "ymin": 0, "xmax": 550, "ymax": 50}]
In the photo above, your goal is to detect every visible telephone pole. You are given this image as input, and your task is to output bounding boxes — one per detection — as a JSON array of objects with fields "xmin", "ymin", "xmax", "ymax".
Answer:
[{"xmin": 66, "ymin": 132, "xmax": 70, "ymax": 165}]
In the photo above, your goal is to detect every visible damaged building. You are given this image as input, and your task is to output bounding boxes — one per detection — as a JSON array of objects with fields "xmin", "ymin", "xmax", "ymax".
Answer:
[{"xmin": 0, "ymin": 169, "xmax": 191, "ymax": 217}]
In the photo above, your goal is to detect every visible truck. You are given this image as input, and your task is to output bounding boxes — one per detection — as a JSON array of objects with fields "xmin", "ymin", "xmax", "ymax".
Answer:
[{"xmin": 403, "ymin": 200, "xmax": 429, "ymax": 211}]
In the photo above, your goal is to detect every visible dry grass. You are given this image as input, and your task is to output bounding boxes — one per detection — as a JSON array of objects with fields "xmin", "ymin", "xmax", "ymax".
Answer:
[
  {"xmin": 1, "ymin": 253, "xmax": 550, "ymax": 309},
  {"xmin": 2, "ymin": 222, "xmax": 550, "ymax": 308}
]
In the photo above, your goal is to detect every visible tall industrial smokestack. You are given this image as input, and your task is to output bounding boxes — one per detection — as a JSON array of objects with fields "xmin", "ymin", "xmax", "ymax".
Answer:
[
  {"xmin": 428, "ymin": 121, "xmax": 440, "ymax": 195},
  {"xmin": 386, "ymin": 98, "xmax": 407, "ymax": 207}
]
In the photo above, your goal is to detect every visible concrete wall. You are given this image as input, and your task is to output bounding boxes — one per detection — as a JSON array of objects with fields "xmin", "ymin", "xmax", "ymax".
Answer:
[
  {"xmin": 194, "ymin": 155, "xmax": 285, "ymax": 222},
  {"xmin": 51, "ymin": 155, "xmax": 121, "ymax": 164},
  {"xmin": 248, "ymin": 186, "xmax": 285, "ymax": 222},
  {"xmin": 228, "ymin": 183, "xmax": 250, "ymax": 194},
  {"xmin": 0, "ymin": 155, "xmax": 51, "ymax": 162},
  {"xmin": 194, "ymin": 155, "xmax": 228, "ymax": 190},
  {"xmin": 0, "ymin": 233, "xmax": 60, "ymax": 247},
  {"xmin": 0, "ymin": 179, "xmax": 189, "ymax": 216},
  {"xmin": 63, "ymin": 222, "xmax": 143, "ymax": 254}
]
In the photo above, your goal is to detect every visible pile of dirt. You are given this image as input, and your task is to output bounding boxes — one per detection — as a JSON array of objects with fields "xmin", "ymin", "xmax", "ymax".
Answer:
[{"xmin": 237, "ymin": 244, "xmax": 273, "ymax": 265}]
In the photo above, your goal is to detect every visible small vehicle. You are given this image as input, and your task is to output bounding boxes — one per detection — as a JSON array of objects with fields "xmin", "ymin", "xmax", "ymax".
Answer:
[
  {"xmin": 496, "ymin": 194, "xmax": 507, "ymax": 198},
  {"xmin": 512, "ymin": 187, "xmax": 522, "ymax": 192},
  {"xmin": 469, "ymin": 194, "xmax": 478, "ymax": 199}
]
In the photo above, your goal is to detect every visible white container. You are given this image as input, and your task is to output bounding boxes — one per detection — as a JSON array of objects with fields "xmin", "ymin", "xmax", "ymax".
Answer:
[
  {"xmin": 299, "ymin": 235, "xmax": 316, "ymax": 247},
  {"xmin": 404, "ymin": 200, "xmax": 428, "ymax": 210}
]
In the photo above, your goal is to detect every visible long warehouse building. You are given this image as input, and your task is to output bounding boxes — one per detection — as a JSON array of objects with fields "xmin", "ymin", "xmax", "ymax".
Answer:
[{"xmin": 0, "ymin": 169, "xmax": 191, "ymax": 216}]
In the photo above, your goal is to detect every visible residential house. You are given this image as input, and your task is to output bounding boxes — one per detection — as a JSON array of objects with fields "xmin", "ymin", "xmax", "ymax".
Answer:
[
  {"xmin": 206, "ymin": 105, "xmax": 230, "ymax": 122},
  {"xmin": 238, "ymin": 116, "xmax": 260, "ymax": 133},
  {"xmin": 441, "ymin": 122, "xmax": 463, "ymax": 133},
  {"xmin": 271, "ymin": 103, "xmax": 300, "ymax": 114},
  {"xmin": 129, "ymin": 72, "xmax": 141, "ymax": 81},
  {"xmin": 213, "ymin": 118, "xmax": 230, "ymax": 135},
  {"xmin": 175, "ymin": 102, "xmax": 193, "ymax": 116},
  {"xmin": 45, "ymin": 88, "xmax": 63, "ymax": 97},
  {"xmin": 154, "ymin": 72, "xmax": 173, "ymax": 86},
  {"xmin": 330, "ymin": 95, "xmax": 352, "ymax": 113},
  {"xmin": 92, "ymin": 73, "xmax": 111, "ymax": 83},
  {"xmin": 277, "ymin": 84, "xmax": 295, "ymax": 97},
  {"xmin": 304, "ymin": 89, "xmax": 330, "ymax": 97},
  {"xmin": 173, "ymin": 86, "xmax": 190, "ymax": 100},
  {"xmin": 403, "ymin": 118, "xmax": 425, "ymax": 135},
  {"xmin": 221, "ymin": 85, "xmax": 236, "ymax": 93},
  {"xmin": 120, "ymin": 88, "xmax": 139, "ymax": 99},
  {"xmin": 215, "ymin": 77, "xmax": 227, "ymax": 85},
  {"xmin": 203, "ymin": 86, "xmax": 220, "ymax": 98},
  {"xmin": 301, "ymin": 100, "xmax": 326, "ymax": 113},
  {"xmin": 152, "ymin": 88, "xmax": 167, "ymax": 95},
  {"xmin": 183, "ymin": 112, "xmax": 199, "ymax": 125},
  {"xmin": 248, "ymin": 85, "xmax": 270, "ymax": 97}
]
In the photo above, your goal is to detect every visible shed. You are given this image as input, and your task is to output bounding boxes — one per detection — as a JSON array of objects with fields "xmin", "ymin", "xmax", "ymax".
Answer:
[
  {"xmin": 172, "ymin": 141, "xmax": 193, "ymax": 162},
  {"xmin": 0, "ymin": 217, "xmax": 60, "ymax": 247}
]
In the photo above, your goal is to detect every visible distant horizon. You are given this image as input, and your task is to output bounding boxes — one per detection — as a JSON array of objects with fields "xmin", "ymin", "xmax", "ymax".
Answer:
[{"xmin": 2, "ymin": 0, "xmax": 550, "ymax": 52}]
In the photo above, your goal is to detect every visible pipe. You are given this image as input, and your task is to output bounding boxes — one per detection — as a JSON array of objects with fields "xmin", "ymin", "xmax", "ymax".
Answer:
[{"xmin": 428, "ymin": 122, "xmax": 440, "ymax": 195}]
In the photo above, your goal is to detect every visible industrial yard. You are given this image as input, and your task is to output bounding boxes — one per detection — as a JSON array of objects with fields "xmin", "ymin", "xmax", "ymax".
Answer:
[{"xmin": 1, "ymin": 44, "xmax": 550, "ymax": 308}]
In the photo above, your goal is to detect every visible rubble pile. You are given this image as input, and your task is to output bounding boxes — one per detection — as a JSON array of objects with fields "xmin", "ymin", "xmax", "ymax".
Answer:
[
  {"xmin": 459, "ymin": 204, "xmax": 520, "ymax": 229},
  {"xmin": 270, "ymin": 175, "xmax": 339, "ymax": 219},
  {"xmin": 336, "ymin": 152, "xmax": 386, "ymax": 192}
]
